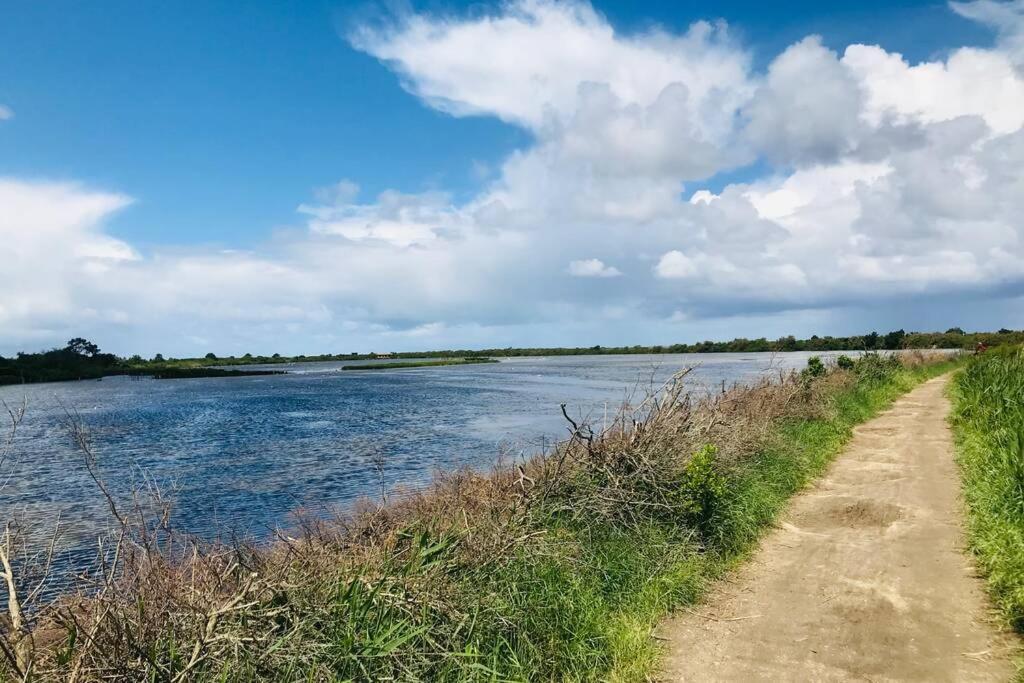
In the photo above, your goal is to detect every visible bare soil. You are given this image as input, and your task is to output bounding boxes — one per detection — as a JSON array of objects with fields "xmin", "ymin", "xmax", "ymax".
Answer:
[{"xmin": 659, "ymin": 375, "xmax": 1018, "ymax": 681}]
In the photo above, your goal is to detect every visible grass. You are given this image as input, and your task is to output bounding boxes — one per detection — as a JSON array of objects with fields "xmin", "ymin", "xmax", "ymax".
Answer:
[
  {"xmin": 341, "ymin": 358, "xmax": 499, "ymax": 371},
  {"xmin": 2, "ymin": 352, "xmax": 957, "ymax": 681},
  {"xmin": 949, "ymin": 345, "xmax": 1024, "ymax": 675},
  {"xmin": 585, "ymin": 354, "xmax": 957, "ymax": 679}
]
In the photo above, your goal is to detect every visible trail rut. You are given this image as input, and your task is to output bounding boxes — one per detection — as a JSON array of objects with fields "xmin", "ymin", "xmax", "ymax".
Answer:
[{"xmin": 660, "ymin": 375, "xmax": 1017, "ymax": 681}]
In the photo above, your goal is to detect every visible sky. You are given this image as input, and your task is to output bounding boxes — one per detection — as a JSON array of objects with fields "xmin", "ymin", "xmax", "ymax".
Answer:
[{"xmin": 1, "ymin": 0, "xmax": 1023, "ymax": 356}]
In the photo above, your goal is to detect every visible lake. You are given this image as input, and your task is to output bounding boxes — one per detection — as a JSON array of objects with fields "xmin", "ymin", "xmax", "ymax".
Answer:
[{"xmin": 0, "ymin": 351, "xmax": 843, "ymax": 582}]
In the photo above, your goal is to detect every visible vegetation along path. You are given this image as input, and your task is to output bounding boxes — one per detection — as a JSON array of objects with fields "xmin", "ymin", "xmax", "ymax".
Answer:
[{"xmin": 660, "ymin": 375, "xmax": 1018, "ymax": 681}]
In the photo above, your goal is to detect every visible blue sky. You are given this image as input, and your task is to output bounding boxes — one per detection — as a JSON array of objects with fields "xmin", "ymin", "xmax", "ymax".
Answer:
[
  {"xmin": 1, "ymin": 1, "xmax": 1022, "ymax": 355},
  {"xmin": 0, "ymin": 1, "xmax": 990, "ymax": 245}
]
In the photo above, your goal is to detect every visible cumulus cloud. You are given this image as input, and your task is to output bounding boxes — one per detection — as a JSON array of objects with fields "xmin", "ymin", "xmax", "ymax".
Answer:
[
  {"xmin": 568, "ymin": 258, "xmax": 621, "ymax": 277},
  {"xmin": 351, "ymin": 1, "xmax": 752, "ymax": 131},
  {"xmin": 951, "ymin": 0, "xmax": 1024, "ymax": 66},
  {"xmin": 0, "ymin": 105, "xmax": 12, "ymax": 120},
  {"xmin": 744, "ymin": 36, "xmax": 867, "ymax": 165},
  {"xmin": 3, "ymin": 0, "xmax": 1024, "ymax": 354}
]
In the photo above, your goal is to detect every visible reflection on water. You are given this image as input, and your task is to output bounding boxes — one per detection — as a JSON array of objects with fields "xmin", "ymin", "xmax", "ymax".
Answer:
[{"xmin": 0, "ymin": 352, "xmax": 844, "ymax": 583}]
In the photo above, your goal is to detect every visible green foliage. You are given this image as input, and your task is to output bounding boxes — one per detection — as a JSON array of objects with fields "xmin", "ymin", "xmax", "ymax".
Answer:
[
  {"xmin": 836, "ymin": 354, "xmax": 855, "ymax": 370},
  {"xmin": 674, "ymin": 444, "xmax": 727, "ymax": 536},
  {"xmin": 883, "ymin": 328, "xmax": 906, "ymax": 349},
  {"xmin": 851, "ymin": 351, "xmax": 903, "ymax": 383},
  {"xmin": 3, "ymin": 329, "xmax": 1015, "ymax": 387},
  {"xmin": 0, "ymin": 338, "xmax": 118, "ymax": 385},
  {"xmin": 950, "ymin": 345, "xmax": 1024, "ymax": 637},
  {"xmin": 802, "ymin": 355, "xmax": 826, "ymax": 380},
  {"xmin": 441, "ymin": 357, "xmax": 954, "ymax": 680}
]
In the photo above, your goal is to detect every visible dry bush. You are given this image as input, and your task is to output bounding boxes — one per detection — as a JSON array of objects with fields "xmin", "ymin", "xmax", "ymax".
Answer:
[{"xmin": 1, "ymin": 358, "xmax": 916, "ymax": 681}]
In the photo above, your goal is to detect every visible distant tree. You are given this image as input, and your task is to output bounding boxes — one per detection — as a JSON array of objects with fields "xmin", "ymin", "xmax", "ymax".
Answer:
[
  {"xmin": 998, "ymin": 328, "xmax": 1013, "ymax": 334},
  {"xmin": 271, "ymin": 353, "xmax": 281, "ymax": 359},
  {"xmin": 204, "ymin": 352, "xmax": 217, "ymax": 360},
  {"xmin": 242, "ymin": 353, "xmax": 253, "ymax": 359},
  {"xmin": 863, "ymin": 331, "xmax": 880, "ymax": 349},
  {"xmin": 66, "ymin": 337, "xmax": 100, "ymax": 357},
  {"xmin": 883, "ymin": 329, "xmax": 906, "ymax": 350},
  {"xmin": 153, "ymin": 353, "xmax": 165, "ymax": 362},
  {"xmin": 775, "ymin": 335, "xmax": 798, "ymax": 352},
  {"xmin": 946, "ymin": 327, "xmax": 965, "ymax": 335}
]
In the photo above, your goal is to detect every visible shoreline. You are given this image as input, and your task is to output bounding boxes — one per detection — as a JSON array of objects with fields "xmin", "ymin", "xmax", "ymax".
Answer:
[{"xmin": 0, "ymin": 351, "xmax": 965, "ymax": 680}]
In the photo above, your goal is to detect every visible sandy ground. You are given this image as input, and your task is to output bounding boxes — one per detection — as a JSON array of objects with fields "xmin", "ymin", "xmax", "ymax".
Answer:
[{"xmin": 659, "ymin": 375, "xmax": 1018, "ymax": 682}]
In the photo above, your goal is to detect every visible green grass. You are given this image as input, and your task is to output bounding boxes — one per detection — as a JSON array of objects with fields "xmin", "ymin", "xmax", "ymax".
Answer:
[
  {"xmin": 11, "ymin": 355, "xmax": 959, "ymax": 681},
  {"xmin": 341, "ymin": 358, "xmax": 499, "ymax": 371},
  {"xmin": 949, "ymin": 346, "xmax": 1024, "ymax": 676},
  {"xmin": 392, "ymin": 356, "xmax": 958, "ymax": 681}
]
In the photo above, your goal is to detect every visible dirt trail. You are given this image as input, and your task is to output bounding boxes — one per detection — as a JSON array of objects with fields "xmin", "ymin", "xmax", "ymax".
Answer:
[{"xmin": 660, "ymin": 375, "xmax": 1017, "ymax": 681}]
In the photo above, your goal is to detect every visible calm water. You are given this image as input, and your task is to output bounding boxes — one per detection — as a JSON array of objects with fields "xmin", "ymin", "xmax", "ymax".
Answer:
[{"xmin": 0, "ymin": 352, "xmax": 842, "ymax": 581}]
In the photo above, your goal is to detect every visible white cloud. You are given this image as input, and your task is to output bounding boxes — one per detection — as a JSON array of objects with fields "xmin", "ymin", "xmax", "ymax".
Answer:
[
  {"xmin": 842, "ymin": 43, "xmax": 1024, "ymax": 134},
  {"xmin": 567, "ymin": 258, "xmax": 621, "ymax": 277},
  {"xmin": 655, "ymin": 251, "xmax": 697, "ymax": 279},
  {"xmin": 351, "ymin": 1, "xmax": 752, "ymax": 133},
  {"xmin": 951, "ymin": 0, "xmax": 1024, "ymax": 66},
  {"xmin": 4, "ymin": 0, "xmax": 1024, "ymax": 354},
  {"xmin": 744, "ymin": 36, "xmax": 867, "ymax": 165},
  {"xmin": 0, "ymin": 105, "xmax": 12, "ymax": 121}
]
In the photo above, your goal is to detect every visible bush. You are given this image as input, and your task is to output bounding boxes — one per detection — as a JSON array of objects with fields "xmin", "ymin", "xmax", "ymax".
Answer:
[
  {"xmin": 836, "ymin": 354, "xmax": 855, "ymax": 370},
  {"xmin": 802, "ymin": 356, "xmax": 826, "ymax": 380},
  {"xmin": 674, "ymin": 445, "xmax": 727, "ymax": 536},
  {"xmin": 852, "ymin": 351, "xmax": 901, "ymax": 382}
]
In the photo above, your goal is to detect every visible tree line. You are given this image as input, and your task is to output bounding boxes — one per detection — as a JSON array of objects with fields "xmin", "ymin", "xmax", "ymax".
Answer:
[{"xmin": 1, "ymin": 328, "xmax": 1021, "ymax": 385}]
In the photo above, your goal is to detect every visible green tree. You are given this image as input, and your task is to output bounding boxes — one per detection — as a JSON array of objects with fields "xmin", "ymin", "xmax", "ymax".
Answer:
[
  {"xmin": 66, "ymin": 337, "xmax": 100, "ymax": 357},
  {"xmin": 775, "ymin": 335, "xmax": 798, "ymax": 352},
  {"xmin": 883, "ymin": 329, "xmax": 906, "ymax": 350}
]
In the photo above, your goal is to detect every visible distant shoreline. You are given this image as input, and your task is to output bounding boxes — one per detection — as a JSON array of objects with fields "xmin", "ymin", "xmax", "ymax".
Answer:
[
  {"xmin": 2, "ymin": 328, "xmax": 1017, "ymax": 386},
  {"xmin": 340, "ymin": 358, "xmax": 499, "ymax": 371}
]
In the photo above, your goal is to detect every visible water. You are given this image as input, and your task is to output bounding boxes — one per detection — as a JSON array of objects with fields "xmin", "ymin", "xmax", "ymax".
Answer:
[{"xmin": 0, "ymin": 352, "xmax": 841, "ymax": 583}]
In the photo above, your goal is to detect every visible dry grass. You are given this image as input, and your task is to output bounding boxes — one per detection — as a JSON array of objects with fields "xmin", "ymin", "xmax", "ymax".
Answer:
[{"xmin": 0, "ymin": 351, "xmax": 954, "ymax": 681}]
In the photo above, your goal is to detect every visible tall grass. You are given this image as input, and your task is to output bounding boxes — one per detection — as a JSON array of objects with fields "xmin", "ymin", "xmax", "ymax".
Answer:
[
  {"xmin": 0, "ymin": 352, "xmax": 955, "ymax": 681},
  {"xmin": 950, "ymin": 346, "xmax": 1024, "ymax": 646}
]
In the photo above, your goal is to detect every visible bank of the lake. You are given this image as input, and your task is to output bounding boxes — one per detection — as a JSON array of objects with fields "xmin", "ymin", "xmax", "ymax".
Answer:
[{"xmin": 1, "ymin": 351, "xmax": 958, "ymax": 681}]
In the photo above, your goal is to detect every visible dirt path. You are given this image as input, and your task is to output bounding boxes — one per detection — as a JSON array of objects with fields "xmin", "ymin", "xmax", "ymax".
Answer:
[{"xmin": 659, "ymin": 375, "xmax": 1017, "ymax": 681}]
